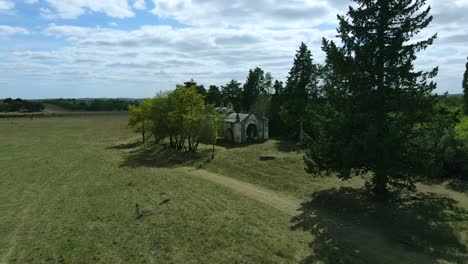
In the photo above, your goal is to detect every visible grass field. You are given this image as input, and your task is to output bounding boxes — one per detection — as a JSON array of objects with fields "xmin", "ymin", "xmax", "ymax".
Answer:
[
  {"xmin": 1, "ymin": 114, "xmax": 467, "ymax": 263},
  {"xmin": 0, "ymin": 115, "xmax": 311, "ymax": 263}
]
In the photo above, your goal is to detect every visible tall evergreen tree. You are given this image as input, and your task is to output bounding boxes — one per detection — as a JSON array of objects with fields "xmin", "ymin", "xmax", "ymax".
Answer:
[
  {"xmin": 306, "ymin": 0, "xmax": 447, "ymax": 200},
  {"xmin": 282, "ymin": 42, "xmax": 318, "ymax": 143},
  {"xmin": 206, "ymin": 85, "xmax": 223, "ymax": 106},
  {"xmin": 463, "ymin": 57, "xmax": 468, "ymax": 114},
  {"xmin": 264, "ymin": 72, "xmax": 274, "ymax": 94},
  {"xmin": 242, "ymin": 67, "xmax": 265, "ymax": 111},
  {"xmin": 221, "ymin": 80, "xmax": 243, "ymax": 112},
  {"xmin": 270, "ymin": 80, "xmax": 285, "ymax": 136}
]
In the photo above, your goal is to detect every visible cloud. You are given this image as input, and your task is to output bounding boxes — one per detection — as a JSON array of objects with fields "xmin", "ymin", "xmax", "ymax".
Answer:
[
  {"xmin": 0, "ymin": 0, "xmax": 14, "ymax": 11},
  {"xmin": 24, "ymin": 0, "xmax": 38, "ymax": 4},
  {"xmin": 150, "ymin": 0, "xmax": 341, "ymax": 28},
  {"xmin": 133, "ymin": 0, "xmax": 146, "ymax": 10},
  {"xmin": 4, "ymin": 24, "xmax": 333, "ymax": 97},
  {"xmin": 0, "ymin": 25, "xmax": 29, "ymax": 37},
  {"xmin": 2, "ymin": 0, "xmax": 468, "ymax": 98},
  {"xmin": 41, "ymin": 0, "xmax": 135, "ymax": 19}
]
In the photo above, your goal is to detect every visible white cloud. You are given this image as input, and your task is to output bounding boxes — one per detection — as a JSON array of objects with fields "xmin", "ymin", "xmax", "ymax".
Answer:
[
  {"xmin": 24, "ymin": 0, "xmax": 38, "ymax": 4},
  {"xmin": 5, "ymin": 24, "xmax": 333, "ymax": 96},
  {"xmin": 42, "ymin": 0, "xmax": 135, "ymax": 19},
  {"xmin": 133, "ymin": 0, "xmax": 146, "ymax": 10},
  {"xmin": 0, "ymin": 0, "xmax": 14, "ymax": 11},
  {"xmin": 150, "ymin": 0, "xmax": 341, "ymax": 28},
  {"xmin": 0, "ymin": 25, "xmax": 29, "ymax": 37},
  {"xmin": 2, "ymin": 0, "xmax": 468, "ymax": 97}
]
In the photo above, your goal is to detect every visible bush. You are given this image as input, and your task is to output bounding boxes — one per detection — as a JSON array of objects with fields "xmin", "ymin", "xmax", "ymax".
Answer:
[{"xmin": 441, "ymin": 117, "xmax": 468, "ymax": 179}]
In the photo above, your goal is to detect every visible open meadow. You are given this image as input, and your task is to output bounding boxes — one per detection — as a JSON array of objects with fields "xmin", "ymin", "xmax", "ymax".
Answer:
[{"xmin": 1, "ymin": 114, "xmax": 467, "ymax": 263}]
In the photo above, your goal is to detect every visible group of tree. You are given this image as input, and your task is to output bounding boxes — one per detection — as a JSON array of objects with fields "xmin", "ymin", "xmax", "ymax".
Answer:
[
  {"xmin": 45, "ymin": 98, "xmax": 140, "ymax": 111},
  {"xmin": 129, "ymin": 83, "xmax": 224, "ymax": 154},
  {"xmin": 130, "ymin": 0, "xmax": 468, "ymax": 201},
  {"xmin": 0, "ymin": 98, "xmax": 45, "ymax": 112},
  {"xmin": 184, "ymin": 71, "xmax": 274, "ymax": 116}
]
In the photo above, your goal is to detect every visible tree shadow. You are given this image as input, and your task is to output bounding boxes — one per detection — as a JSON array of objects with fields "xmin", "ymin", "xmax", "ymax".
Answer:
[
  {"xmin": 107, "ymin": 140, "xmax": 143, "ymax": 150},
  {"xmin": 119, "ymin": 143, "xmax": 211, "ymax": 168},
  {"xmin": 446, "ymin": 179, "xmax": 468, "ymax": 194},
  {"xmin": 273, "ymin": 139, "xmax": 303, "ymax": 153},
  {"xmin": 216, "ymin": 139, "xmax": 268, "ymax": 149},
  {"xmin": 291, "ymin": 187, "xmax": 467, "ymax": 263},
  {"xmin": 423, "ymin": 178, "xmax": 468, "ymax": 195}
]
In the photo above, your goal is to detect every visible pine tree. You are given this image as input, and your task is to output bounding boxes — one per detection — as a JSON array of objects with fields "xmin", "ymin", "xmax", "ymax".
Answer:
[
  {"xmin": 221, "ymin": 80, "xmax": 243, "ymax": 112},
  {"xmin": 463, "ymin": 57, "xmax": 468, "ymax": 114},
  {"xmin": 242, "ymin": 67, "xmax": 265, "ymax": 112},
  {"xmin": 282, "ymin": 42, "xmax": 318, "ymax": 143},
  {"xmin": 270, "ymin": 80, "xmax": 285, "ymax": 137},
  {"xmin": 206, "ymin": 85, "xmax": 222, "ymax": 106},
  {"xmin": 306, "ymin": 0, "xmax": 447, "ymax": 200}
]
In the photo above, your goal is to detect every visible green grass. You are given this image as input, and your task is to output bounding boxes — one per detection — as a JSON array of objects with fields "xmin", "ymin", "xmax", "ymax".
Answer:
[
  {"xmin": 205, "ymin": 140, "xmax": 365, "ymax": 199},
  {"xmin": 0, "ymin": 115, "xmax": 310, "ymax": 263},
  {"xmin": 202, "ymin": 142, "xmax": 468, "ymax": 263},
  {"xmin": 123, "ymin": 139, "xmax": 468, "ymax": 263},
  {"xmin": 1, "ymin": 115, "xmax": 467, "ymax": 263}
]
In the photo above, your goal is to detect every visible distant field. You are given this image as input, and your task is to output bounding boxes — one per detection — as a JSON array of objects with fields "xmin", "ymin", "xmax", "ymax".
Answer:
[
  {"xmin": 0, "ymin": 103, "xmax": 128, "ymax": 118},
  {"xmin": 0, "ymin": 114, "xmax": 467, "ymax": 263}
]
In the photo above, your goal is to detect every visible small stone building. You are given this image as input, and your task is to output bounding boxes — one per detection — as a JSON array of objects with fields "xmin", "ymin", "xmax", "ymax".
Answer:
[{"xmin": 216, "ymin": 103, "xmax": 269, "ymax": 144}]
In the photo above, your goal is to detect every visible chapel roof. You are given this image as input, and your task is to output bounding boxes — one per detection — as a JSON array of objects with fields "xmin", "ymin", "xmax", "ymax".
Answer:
[{"xmin": 225, "ymin": 113, "xmax": 252, "ymax": 123}]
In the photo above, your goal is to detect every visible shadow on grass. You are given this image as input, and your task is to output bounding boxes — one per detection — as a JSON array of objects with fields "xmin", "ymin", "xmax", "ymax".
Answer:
[
  {"xmin": 273, "ymin": 139, "xmax": 303, "ymax": 153},
  {"xmin": 291, "ymin": 187, "xmax": 467, "ymax": 263},
  {"xmin": 119, "ymin": 143, "xmax": 212, "ymax": 168},
  {"xmin": 446, "ymin": 179, "xmax": 468, "ymax": 194},
  {"xmin": 108, "ymin": 140, "xmax": 144, "ymax": 150},
  {"xmin": 216, "ymin": 139, "xmax": 268, "ymax": 149},
  {"xmin": 423, "ymin": 178, "xmax": 468, "ymax": 195}
]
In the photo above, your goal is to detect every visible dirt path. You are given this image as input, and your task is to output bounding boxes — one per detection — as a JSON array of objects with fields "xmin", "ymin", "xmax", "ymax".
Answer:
[
  {"xmin": 182, "ymin": 167, "xmax": 437, "ymax": 264},
  {"xmin": 183, "ymin": 167, "xmax": 301, "ymax": 216}
]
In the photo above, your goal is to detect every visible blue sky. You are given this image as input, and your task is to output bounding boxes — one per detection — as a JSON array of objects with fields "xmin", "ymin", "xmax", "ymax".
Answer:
[{"xmin": 0, "ymin": 0, "xmax": 467, "ymax": 99}]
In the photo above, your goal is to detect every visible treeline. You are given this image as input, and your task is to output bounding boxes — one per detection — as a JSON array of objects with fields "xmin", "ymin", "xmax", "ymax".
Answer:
[
  {"xmin": 129, "ymin": 83, "xmax": 223, "ymax": 153},
  {"xmin": 45, "ymin": 98, "xmax": 140, "ymax": 111},
  {"xmin": 0, "ymin": 98, "xmax": 45, "ymax": 112}
]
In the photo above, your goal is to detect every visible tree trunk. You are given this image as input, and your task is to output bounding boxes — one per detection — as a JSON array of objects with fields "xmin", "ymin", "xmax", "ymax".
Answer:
[
  {"xmin": 299, "ymin": 120, "xmax": 304, "ymax": 144},
  {"xmin": 374, "ymin": 170, "xmax": 388, "ymax": 201},
  {"xmin": 141, "ymin": 120, "xmax": 146, "ymax": 143},
  {"xmin": 373, "ymin": 2, "xmax": 389, "ymax": 202}
]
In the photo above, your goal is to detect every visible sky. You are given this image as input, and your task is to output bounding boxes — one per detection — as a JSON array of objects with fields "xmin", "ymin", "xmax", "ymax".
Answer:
[{"xmin": 0, "ymin": 0, "xmax": 467, "ymax": 99}]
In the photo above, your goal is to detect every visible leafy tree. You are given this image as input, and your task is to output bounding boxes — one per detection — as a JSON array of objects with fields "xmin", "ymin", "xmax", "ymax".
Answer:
[
  {"xmin": 242, "ymin": 67, "xmax": 265, "ymax": 111},
  {"xmin": 184, "ymin": 79, "xmax": 207, "ymax": 99},
  {"xmin": 206, "ymin": 85, "xmax": 223, "ymax": 106},
  {"xmin": 282, "ymin": 42, "xmax": 318, "ymax": 143},
  {"xmin": 221, "ymin": 80, "xmax": 243, "ymax": 112},
  {"xmin": 197, "ymin": 105, "xmax": 224, "ymax": 159},
  {"xmin": 150, "ymin": 92, "xmax": 171, "ymax": 144},
  {"xmin": 128, "ymin": 98, "xmax": 153, "ymax": 143},
  {"xmin": 463, "ymin": 57, "xmax": 468, "ymax": 114},
  {"xmin": 179, "ymin": 85, "xmax": 206, "ymax": 152},
  {"xmin": 305, "ymin": 0, "xmax": 450, "ymax": 201}
]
